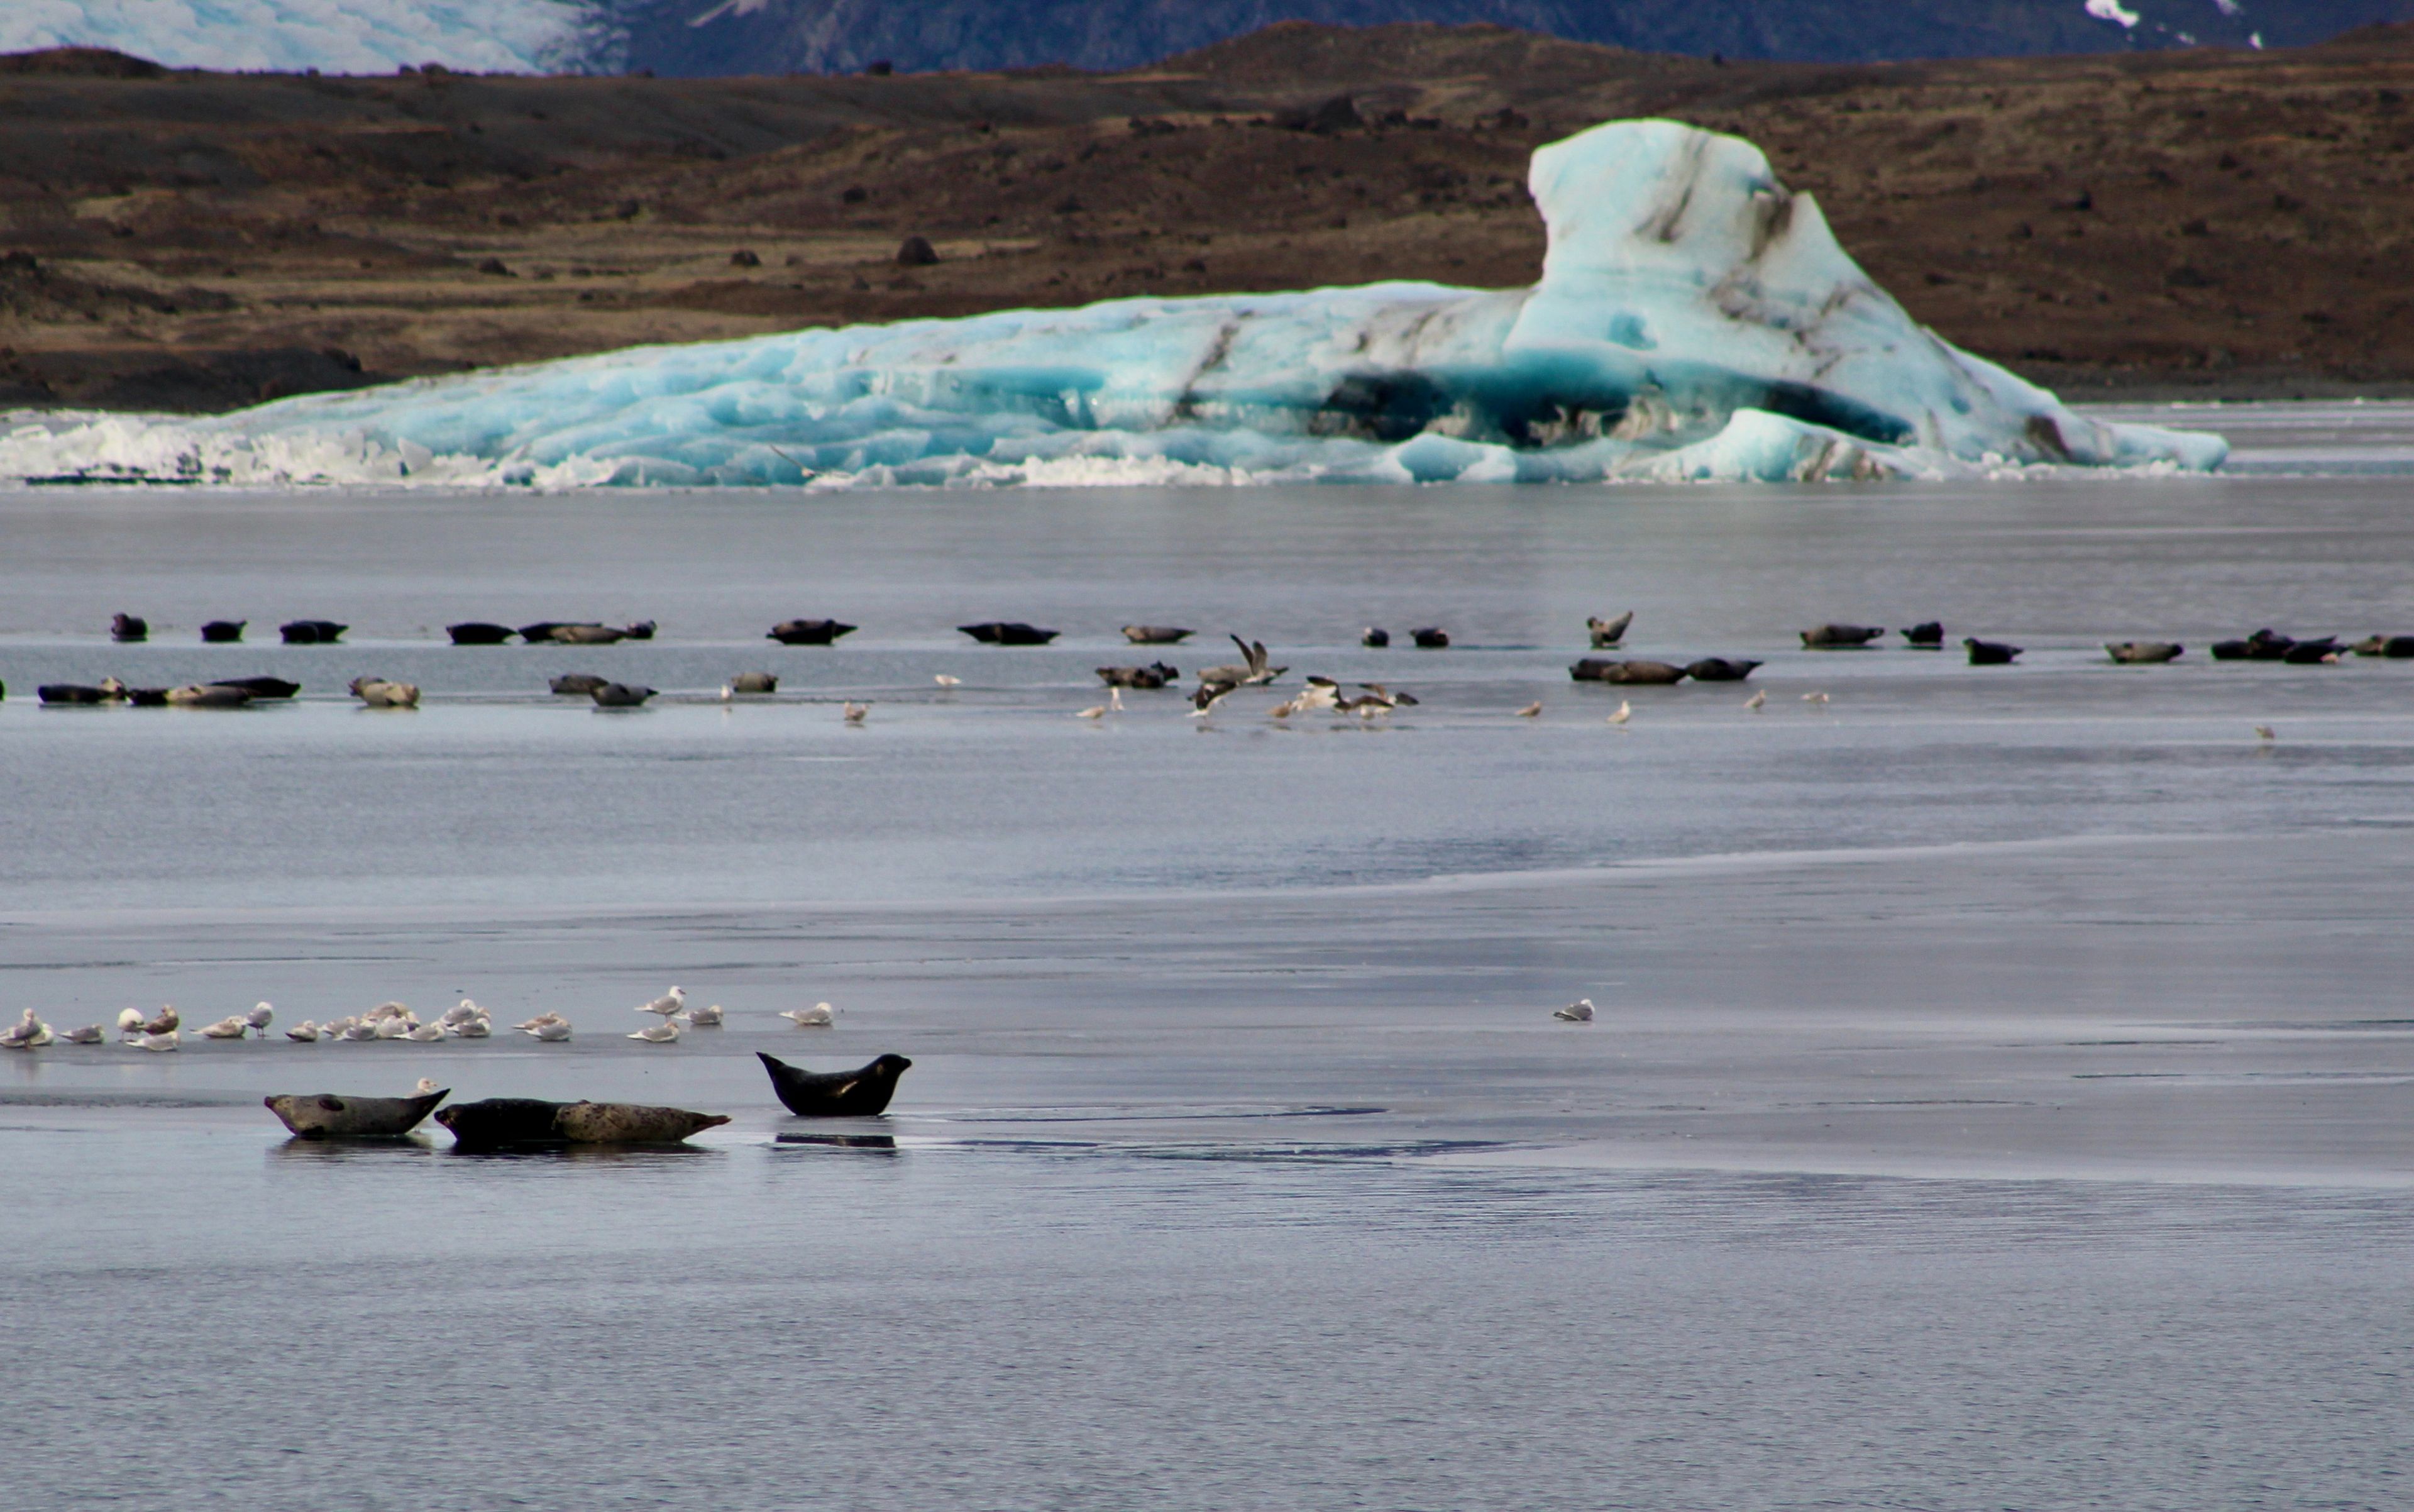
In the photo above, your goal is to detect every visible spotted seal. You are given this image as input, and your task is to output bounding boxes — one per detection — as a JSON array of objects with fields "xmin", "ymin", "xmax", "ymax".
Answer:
[
  {"xmin": 265, "ymin": 1088, "xmax": 448, "ymax": 1139},
  {"xmin": 757, "ymin": 1052, "xmax": 913, "ymax": 1117},
  {"xmin": 433, "ymin": 1097, "xmax": 729, "ymax": 1149}
]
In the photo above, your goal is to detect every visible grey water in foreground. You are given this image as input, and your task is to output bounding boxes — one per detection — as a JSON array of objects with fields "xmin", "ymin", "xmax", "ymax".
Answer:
[{"xmin": 3, "ymin": 402, "xmax": 2410, "ymax": 1511}]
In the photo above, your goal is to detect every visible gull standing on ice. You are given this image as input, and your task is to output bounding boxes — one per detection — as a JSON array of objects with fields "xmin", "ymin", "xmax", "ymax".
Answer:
[
  {"xmin": 246, "ymin": 1003, "xmax": 274, "ymax": 1037},
  {"xmin": 1, "ymin": 1010, "xmax": 50, "ymax": 1049},
  {"xmin": 842, "ymin": 702, "xmax": 869, "ymax": 724},
  {"xmin": 637, "ymin": 987, "xmax": 686, "ymax": 1019},
  {"xmin": 1515, "ymin": 702, "xmax": 1542, "ymax": 718},
  {"xmin": 1607, "ymin": 700, "xmax": 1631, "ymax": 727},
  {"xmin": 1553, "ymin": 998, "xmax": 1596, "ymax": 1023},
  {"xmin": 1744, "ymin": 690, "xmax": 1766, "ymax": 711},
  {"xmin": 2254, "ymin": 724, "xmax": 2278, "ymax": 743},
  {"xmin": 781, "ymin": 1003, "xmax": 836, "ymax": 1028},
  {"xmin": 116, "ymin": 1008, "xmax": 145, "ymax": 1039}
]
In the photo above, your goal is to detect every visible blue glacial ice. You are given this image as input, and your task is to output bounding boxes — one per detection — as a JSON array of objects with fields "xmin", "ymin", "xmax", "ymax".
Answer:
[{"xmin": 0, "ymin": 118, "xmax": 2227, "ymax": 488}]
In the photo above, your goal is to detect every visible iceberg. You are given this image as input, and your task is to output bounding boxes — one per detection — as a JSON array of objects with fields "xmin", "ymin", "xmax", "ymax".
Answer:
[{"xmin": 0, "ymin": 118, "xmax": 2225, "ymax": 488}]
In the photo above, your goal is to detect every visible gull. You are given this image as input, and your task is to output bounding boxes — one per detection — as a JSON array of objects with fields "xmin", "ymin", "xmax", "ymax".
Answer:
[
  {"xmin": 374, "ymin": 1016, "xmax": 412, "ymax": 1040},
  {"xmin": 781, "ymin": 1003, "xmax": 836, "ymax": 1028},
  {"xmin": 1358, "ymin": 683, "xmax": 1419, "ymax": 707},
  {"xmin": 512, "ymin": 1012, "xmax": 556, "ymax": 1032},
  {"xmin": 405, "ymin": 1022, "xmax": 446, "ymax": 1042},
  {"xmin": 843, "ymin": 701, "xmax": 869, "ymax": 724},
  {"xmin": 1188, "ymin": 682, "xmax": 1237, "ymax": 719},
  {"xmin": 1744, "ymin": 690, "xmax": 1766, "ymax": 711},
  {"xmin": 116, "ymin": 1007, "xmax": 145, "ymax": 1038},
  {"xmin": 524, "ymin": 1019, "xmax": 572, "ymax": 1042},
  {"xmin": 1515, "ymin": 702, "xmax": 1542, "ymax": 718},
  {"xmin": 2254, "ymin": 724, "xmax": 2277, "ymax": 742},
  {"xmin": 365, "ymin": 1002, "xmax": 411, "ymax": 1023},
  {"xmin": 1076, "ymin": 702, "xmax": 1108, "ymax": 719},
  {"xmin": 130, "ymin": 1030, "xmax": 180, "ymax": 1052},
  {"xmin": 62, "ymin": 1024, "xmax": 105, "ymax": 1045},
  {"xmin": 934, "ymin": 674, "xmax": 961, "ymax": 688},
  {"xmin": 1802, "ymin": 691, "xmax": 1830, "ymax": 705},
  {"xmin": 439, "ymin": 1000, "xmax": 484, "ymax": 1028},
  {"xmin": 1607, "ymin": 700, "xmax": 1631, "ymax": 726},
  {"xmin": 341, "ymin": 1018, "xmax": 381, "ymax": 1041},
  {"xmin": 628, "ymin": 1020, "xmax": 681, "ymax": 1044},
  {"xmin": 285, "ymin": 1021, "xmax": 322, "ymax": 1042},
  {"xmin": 199, "ymin": 1016, "xmax": 249, "ymax": 1039},
  {"xmin": 246, "ymin": 1002, "xmax": 274, "ymax": 1037},
  {"xmin": 637, "ymin": 987, "xmax": 686, "ymax": 1018},
  {"xmin": 141, "ymin": 1005, "xmax": 179, "ymax": 1035},
  {"xmin": 1553, "ymin": 998, "xmax": 1596, "ymax": 1023},
  {"xmin": 1, "ymin": 1010, "xmax": 49, "ymax": 1049},
  {"xmin": 684, "ymin": 1003, "xmax": 725, "ymax": 1027},
  {"xmin": 1197, "ymin": 635, "xmax": 1285, "ymax": 688},
  {"xmin": 414, "ymin": 1078, "xmax": 441, "ymax": 1096},
  {"xmin": 451, "ymin": 1015, "xmax": 492, "ymax": 1039},
  {"xmin": 719, "ymin": 683, "xmax": 736, "ymax": 702}
]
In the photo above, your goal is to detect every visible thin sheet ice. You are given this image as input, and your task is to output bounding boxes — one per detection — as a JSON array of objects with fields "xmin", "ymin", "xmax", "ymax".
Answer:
[{"xmin": 0, "ymin": 119, "xmax": 2227, "ymax": 488}]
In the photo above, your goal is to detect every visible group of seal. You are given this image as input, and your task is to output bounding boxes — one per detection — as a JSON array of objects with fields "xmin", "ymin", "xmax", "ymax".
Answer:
[
  {"xmin": 104, "ymin": 613, "xmax": 343, "ymax": 645},
  {"xmin": 38, "ymin": 675, "xmax": 300, "ymax": 708},
  {"xmin": 446, "ymin": 620, "xmax": 657, "ymax": 646},
  {"xmin": 262, "ymin": 1050, "xmax": 913, "ymax": 1147}
]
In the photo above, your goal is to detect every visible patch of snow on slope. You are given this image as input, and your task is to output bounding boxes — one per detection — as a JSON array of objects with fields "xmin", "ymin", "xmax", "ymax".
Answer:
[
  {"xmin": 0, "ymin": 0, "xmax": 607, "ymax": 74},
  {"xmin": 2085, "ymin": 0, "xmax": 2143, "ymax": 28}
]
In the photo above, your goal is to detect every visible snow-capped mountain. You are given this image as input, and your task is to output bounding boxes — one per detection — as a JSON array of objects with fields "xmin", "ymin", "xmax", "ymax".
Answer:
[{"xmin": 7, "ymin": 0, "xmax": 2408, "ymax": 76}]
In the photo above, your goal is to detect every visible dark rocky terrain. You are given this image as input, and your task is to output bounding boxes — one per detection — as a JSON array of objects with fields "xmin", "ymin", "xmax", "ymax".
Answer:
[{"xmin": 3, "ymin": 21, "xmax": 2410, "ymax": 412}]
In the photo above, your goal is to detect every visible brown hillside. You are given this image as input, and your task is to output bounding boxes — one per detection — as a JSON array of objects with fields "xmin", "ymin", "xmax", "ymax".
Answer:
[{"xmin": 1, "ymin": 23, "xmax": 2410, "ymax": 411}]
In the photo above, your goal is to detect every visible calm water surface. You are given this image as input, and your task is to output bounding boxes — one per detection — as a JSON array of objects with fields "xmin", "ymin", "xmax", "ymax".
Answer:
[{"xmin": 4, "ymin": 404, "xmax": 2410, "ymax": 1510}]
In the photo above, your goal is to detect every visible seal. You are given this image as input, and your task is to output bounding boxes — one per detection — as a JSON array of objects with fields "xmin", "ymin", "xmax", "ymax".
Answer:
[
  {"xmin": 1684, "ymin": 657, "xmax": 1761, "ymax": 682},
  {"xmin": 549, "ymin": 673, "xmax": 610, "ymax": 695},
  {"xmin": 111, "ymin": 612, "xmax": 148, "ymax": 643},
  {"xmin": 590, "ymin": 682, "xmax": 656, "ymax": 707},
  {"xmin": 958, "ymin": 621, "xmax": 1058, "ymax": 646},
  {"xmin": 214, "ymin": 676, "xmax": 300, "ymax": 699},
  {"xmin": 265, "ymin": 1088, "xmax": 448, "ymax": 1139},
  {"xmin": 2211, "ymin": 629, "xmax": 2293, "ymax": 661},
  {"xmin": 1361, "ymin": 627, "xmax": 1390, "ymax": 648},
  {"xmin": 165, "ymin": 683, "xmax": 255, "ymax": 707},
  {"xmin": 1409, "ymin": 627, "xmax": 1450, "ymax": 648},
  {"xmin": 727, "ymin": 671, "xmax": 778, "ymax": 693},
  {"xmin": 447, "ymin": 621, "xmax": 516, "ymax": 646},
  {"xmin": 280, "ymin": 619, "xmax": 348, "ymax": 644},
  {"xmin": 768, "ymin": 619, "xmax": 857, "ymax": 645},
  {"xmin": 1570, "ymin": 658, "xmax": 1686, "ymax": 684},
  {"xmin": 2106, "ymin": 641, "xmax": 2183, "ymax": 664},
  {"xmin": 553, "ymin": 1101, "xmax": 730, "ymax": 1142},
  {"xmin": 1900, "ymin": 621, "xmax": 1945, "ymax": 648},
  {"xmin": 757, "ymin": 1052, "xmax": 913, "ymax": 1117},
  {"xmin": 1964, "ymin": 637, "xmax": 2022, "ymax": 665},
  {"xmin": 1801, "ymin": 624, "xmax": 1885, "ymax": 648},
  {"xmin": 2281, "ymin": 637, "xmax": 2340, "ymax": 665},
  {"xmin": 1120, "ymin": 625, "xmax": 1193, "ymax": 644},
  {"xmin": 39, "ymin": 683, "xmax": 122, "ymax": 705},
  {"xmin": 201, "ymin": 619, "xmax": 246, "ymax": 643},
  {"xmin": 433, "ymin": 1097, "xmax": 729, "ymax": 1149},
  {"xmin": 1096, "ymin": 662, "xmax": 1179, "ymax": 689}
]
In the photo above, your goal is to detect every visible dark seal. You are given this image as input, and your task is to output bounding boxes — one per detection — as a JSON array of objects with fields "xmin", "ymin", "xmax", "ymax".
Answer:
[
  {"xmin": 434, "ymin": 1098, "xmax": 730, "ymax": 1149},
  {"xmin": 757, "ymin": 1052, "xmax": 913, "ymax": 1117},
  {"xmin": 768, "ymin": 619, "xmax": 857, "ymax": 645},
  {"xmin": 447, "ymin": 621, "xmax": 517, "ymax": 645},
  {"xmin": 959, "ymin": 621, "xmax": 1058, "ymax": 646}
]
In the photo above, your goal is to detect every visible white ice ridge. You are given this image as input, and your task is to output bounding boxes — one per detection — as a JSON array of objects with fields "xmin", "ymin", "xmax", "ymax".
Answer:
[{"xmin": 0, "ymin": 118, "xmax": 2227, "ymax": 489}]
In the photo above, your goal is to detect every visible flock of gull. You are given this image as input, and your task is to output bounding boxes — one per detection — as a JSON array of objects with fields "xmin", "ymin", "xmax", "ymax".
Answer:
[
  {"xmin": 0, "ymin": 985, "xmax": 846, "ymax": 1054},
  {"xmin": 13, "ymin": 607, "xmax": 2401, "ymax": 728}
]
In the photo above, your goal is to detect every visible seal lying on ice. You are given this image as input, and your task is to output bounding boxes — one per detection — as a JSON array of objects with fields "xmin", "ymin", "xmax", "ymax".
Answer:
[
  {"xmin": 433, "ymin": 1098, "xmax": 730, "ymax": 1149},
  {"xmin": 265, "ymin": 1087, "xmax": 448, "ymax": 1139},
  {"xmin": 757, "ymin": 1052, "xmax": 912, "ymax": 1117}
]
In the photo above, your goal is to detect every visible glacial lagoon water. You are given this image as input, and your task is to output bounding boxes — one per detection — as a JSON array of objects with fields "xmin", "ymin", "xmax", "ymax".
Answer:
[{"xmin": 3, "ymin": 402, "xmax": 2411, "ymax": 1510}]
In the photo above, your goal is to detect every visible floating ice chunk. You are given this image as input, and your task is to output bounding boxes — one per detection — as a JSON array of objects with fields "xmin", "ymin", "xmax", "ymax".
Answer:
[{"xmin": 0, "ymin": 118, "xmax": 2225, "ymax": 489}]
